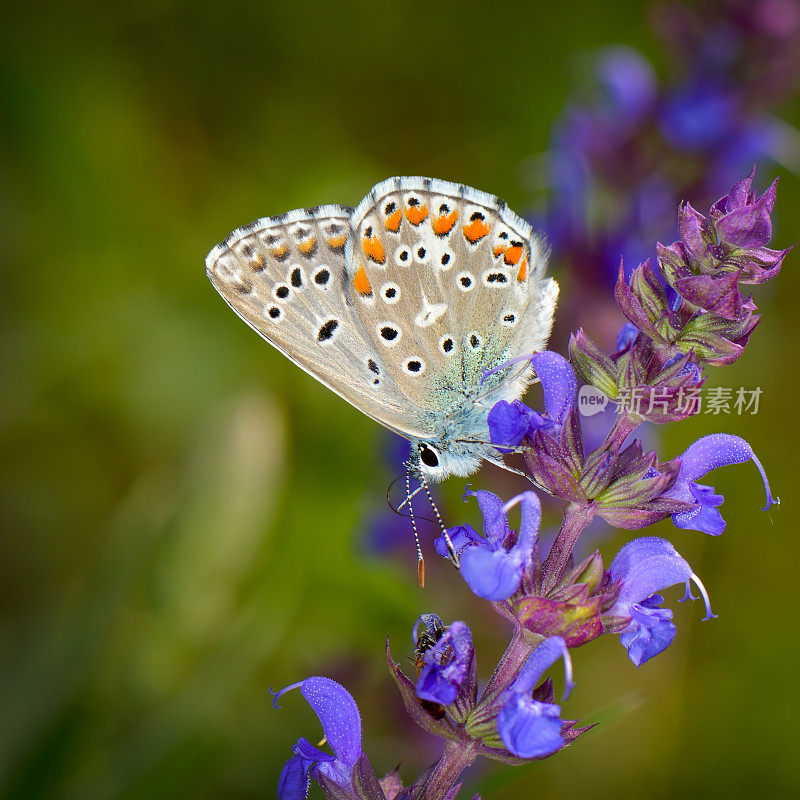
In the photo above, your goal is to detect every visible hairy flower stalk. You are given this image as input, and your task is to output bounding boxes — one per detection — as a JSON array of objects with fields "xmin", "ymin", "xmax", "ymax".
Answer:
[{"xmin": 272, "ymin": 171, "xmax": 786, "ymax": 800}]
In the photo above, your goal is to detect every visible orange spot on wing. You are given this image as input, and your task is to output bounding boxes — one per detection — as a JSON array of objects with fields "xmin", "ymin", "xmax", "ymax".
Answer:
[
  {"xmin": 270, "ymin": 244, "xmax": 288, "ymax": 258},
  {"xmin": 503, "ymin": 245, "xmax": 524, "ymax": 266},
  {"xmin": 362, "ymin": 235, "xmax": 386, "ymax": 264},
  {"xmin": 432, "ymin": 209, "xmax": 459, "ymax": 235},
  {"xmin": 463, "ymin": 217, "xmax": 491, "ymax": 243},
  {"xmin": 298, "ymin": 237, "xmax": 317, "ymax": 254},
  {"xmin": 492, "ymin": 244, "xmax": 506, "ymax": 258},
  {"xmin": 327, "ymin": 233, "xmax": 347, "ymax": 249},
  {"xmin": 405, "ymin": 204, "xmax": 429, "ymax": 225},
  {"xmin": 516, "ymin": 258, "xmax": 529, "ymax": 282},
  {"xmin": 354, "ymin": 264, "xmax": 372, "ymax": 296},
  {"xmin": 385, "ymin": 209, "xmax": 402, "ymax": 232}
]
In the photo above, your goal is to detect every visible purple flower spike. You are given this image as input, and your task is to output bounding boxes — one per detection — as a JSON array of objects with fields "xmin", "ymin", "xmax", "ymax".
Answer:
[
  {"xmin": 415, "ymin": 620, "xmax": 474, "ymax": 705},
  {"xmin": 271, "ymin": 677, "xmax": 362, "ymax": 799},
  {"xmin": 609, "ymin": 537, "xmax": 716, "ymax": 666},
  {"xmin": 437, "ymin": 490, "xmax": 541, "ymax": 601},
  {"xmin": 667, "ymin": 433, "xmax": 778, "ymax": 534},
  {"xmin": 497, "ymin": 637, "xmax": 573, "ymax": 758}
]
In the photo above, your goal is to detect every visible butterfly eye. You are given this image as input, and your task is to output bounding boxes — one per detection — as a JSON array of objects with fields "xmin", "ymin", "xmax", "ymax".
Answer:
[{"xmin": 419, "ymin": 443, "xmax": 440, "ymax": 468}]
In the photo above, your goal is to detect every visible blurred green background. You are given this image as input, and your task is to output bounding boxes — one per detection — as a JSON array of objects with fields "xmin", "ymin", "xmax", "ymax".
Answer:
[{"xmin": 2, "ymin": 1, "xmax": 798, "ymax": 798}]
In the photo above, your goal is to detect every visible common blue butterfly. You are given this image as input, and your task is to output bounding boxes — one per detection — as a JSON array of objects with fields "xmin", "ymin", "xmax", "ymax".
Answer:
[{"xmin": 206, "ymin": 177, "xmax": 558, "ymax": 484}]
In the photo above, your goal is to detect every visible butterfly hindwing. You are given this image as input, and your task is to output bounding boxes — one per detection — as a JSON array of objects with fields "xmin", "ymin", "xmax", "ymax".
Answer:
[
  {"xmin": 205, "ymin": 206, "xmax": 431, "ymax": 438},
  {"xmin": 343, "ymin": 177, "xmax": 559, "ymax": 413}
]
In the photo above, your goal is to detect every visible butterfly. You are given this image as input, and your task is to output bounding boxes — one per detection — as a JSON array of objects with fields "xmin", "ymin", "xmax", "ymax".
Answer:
[{"xmin": 206, "ymin": 176, "xmax": 558, "ymax": 494}]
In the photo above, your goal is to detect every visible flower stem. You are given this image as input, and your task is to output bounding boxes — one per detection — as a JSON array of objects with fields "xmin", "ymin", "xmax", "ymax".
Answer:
[
  {"xmin": 541, "ymin": 503, "xmax": 595, "ymax": 594},
  {"xmin": 479, "ymin": 626, "xmax": 536, "ymax": 705},
  {"xmin": 418, "ymin": 739, "xmax": 478, "ymax": 800}
]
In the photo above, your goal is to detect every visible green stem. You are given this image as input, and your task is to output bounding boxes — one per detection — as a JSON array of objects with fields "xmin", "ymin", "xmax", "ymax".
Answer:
[
  {"xmin": 478, "ymin": 625, "xmax": 537, "ymax": 706},
  {"xmin": 541, "ymin": 503, "xmax": 595, "ymax": 594},
  {"xmin": 417, "ymin": 740, "xmax": 479, "ymax": 800}
]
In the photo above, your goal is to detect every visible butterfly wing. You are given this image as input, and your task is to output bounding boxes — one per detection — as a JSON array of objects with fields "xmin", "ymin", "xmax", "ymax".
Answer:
[
  {"xmin": 205, "ymin": 206, "xmax": 431, "ymax": 439},
  {"xmin": 343, "ymin": 177, "xmax": 559, "ymax": 414}
]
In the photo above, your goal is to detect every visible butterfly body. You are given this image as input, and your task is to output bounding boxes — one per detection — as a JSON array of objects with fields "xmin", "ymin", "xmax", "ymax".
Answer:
[{"xmin": 206, "ymin": 177, "xmax": 558, "ymax": 481}]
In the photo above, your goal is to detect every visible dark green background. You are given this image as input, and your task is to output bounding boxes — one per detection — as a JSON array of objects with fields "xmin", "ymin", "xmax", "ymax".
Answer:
[{"xmin": 2, "ymin": 2, "xmax": 798, "ymax": 798}]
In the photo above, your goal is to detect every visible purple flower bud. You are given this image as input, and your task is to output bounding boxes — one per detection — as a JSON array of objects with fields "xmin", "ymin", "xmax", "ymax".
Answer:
[
  {"xmin": 661, "ymin": 170, "xmax": 790, "ymax": 316},
  {"xmin": 569, "ymin": 328, "xmax": 618, "ymax": 399},
  {"xmin": 608, "ymin": 537, "xmax": 716, "ymax": 666}
]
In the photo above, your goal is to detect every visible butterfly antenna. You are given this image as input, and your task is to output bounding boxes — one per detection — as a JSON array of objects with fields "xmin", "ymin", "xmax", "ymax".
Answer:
[
  {"xmin": 406, "ymin": 471, "xmax": 426, "ymax": 588},
  {"xmin": 419, "ymin": 474, "xmax": 460, "ymax": 569}
]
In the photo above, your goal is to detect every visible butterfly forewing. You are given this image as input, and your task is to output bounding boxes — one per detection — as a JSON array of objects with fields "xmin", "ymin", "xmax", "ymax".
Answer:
[
  {"xmin": 205, "ymin": 206, "xmax": 431, "ymax": 438},
  {"xmin": 344, "ymin": 177, "xmax": 559, "ymax": 413}
]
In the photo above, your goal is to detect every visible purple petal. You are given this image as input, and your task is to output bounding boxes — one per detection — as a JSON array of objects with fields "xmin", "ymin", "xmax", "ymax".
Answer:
[
  {"xmin": 488, "ymin": 400, "xmax": 530, "ymax": 449},
  {"xmin": 616, "ymin": 322, "xmax": 639, "ymax": 353},
  {"xmin": 610, "ymin": 537, "xmax": 692, "ymax": 609},
  {"xmin": 459, "ymin": 492, "xmax": 541, "ymax": 601},
  {"xmin": 619, "ymin": 602, "xmax": 677, "ymax": 666},
  {"xmin": 609, "ymin": 537, "xmax": 716, "ymax": 620},
  {"xmin": 676, "ymin": 433, "xmax": 777, "ymax": 510},
  {"xmin": 412, "ymin": 614, "xmax": 443, "ymax": 647},
  {"xmin": 531, "ymin": 352, "xmax": 577, "ymax": 424},
  {"xmin": 497, "ymin": 696, "xmax": 564, "ymax": 758},
  {"xmin": 488, "ymin": 400, "xmax": 550, "ymax": 451},
  {"xmin": 434, "ymin": 524, "xmax": 481, "ymax": 559},
  {"xmin": 272, "ymin": 678, "xmax": 361, "ymax": 769},
  {"xmin": 672, "ymin": 483, "xmax": 726, "ymax": 535},
  {"xmin": 277, "ymin": 738, "xmax": 336, "ymax": 800},
  {"xmin": 278, "ymin": 751, "xmax": 313, "ymax": 800},
  {"xmin": 509, "ymin": 636, "xmax": 574, "ymax": 699},
  {"xmin": 464, "ymin": 487, "xmax": 512, "ymax": 543},
  {"xmin": 416, "ymin": 621, "xmax": 474, "ymax": 705},
  {"xmin": 460, "ymin": 546, "xmax": 526, "ymax": 601}
]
